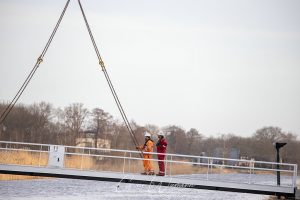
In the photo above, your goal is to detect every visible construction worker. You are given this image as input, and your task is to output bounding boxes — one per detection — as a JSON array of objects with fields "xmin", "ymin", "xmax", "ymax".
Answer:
[
  {"xmin": 156, "ymin": 131, "xmax": 167, "ymax": 176},
  {"xmin": 136, "ymin": 131, "xmax": 155, "ymax": 175}
]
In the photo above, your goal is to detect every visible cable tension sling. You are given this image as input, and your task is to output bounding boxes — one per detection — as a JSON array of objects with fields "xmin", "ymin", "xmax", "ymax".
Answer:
[
  {"xmin": 0, "ymin": 0, "xmax": 71, "ymax": 124},
  {"xmin": 77, "ymin": 0, "xmax": 142, "ymax": 155},
  {"xmin": 0, "ymin": 0, "xmax": 143, "ymax": 156}
]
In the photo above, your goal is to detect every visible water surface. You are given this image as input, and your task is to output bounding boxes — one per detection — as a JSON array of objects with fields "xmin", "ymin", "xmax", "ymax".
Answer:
[{"xmin": 1, "ymin": 173, "xmax": 298, "ymax": 200}]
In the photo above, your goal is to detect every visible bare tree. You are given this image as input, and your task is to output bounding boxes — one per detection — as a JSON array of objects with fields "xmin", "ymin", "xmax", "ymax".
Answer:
[
  {"xmin": 50, "ymin": 107, "xmax": 66, "ymax": 145},
  {"xmin": 110, "ymin": 121, "xmax": 132, "ymax": 150},
  {"xmin": 64, "ymin": 103, "xmax": 88, "ymax": 145},
  {"xmin": 1, "ymin": 101, "xmax": 300, "ymax": 168},
  {"xmin": 253, "ymin": 126, "xmax": 284, "ymax": 142},
  {"xmin": 145, "ymin": 124, "xmax": 159, "ymax": 135},
  {"xmin": 164, "ymin": 125, "xmax": 187, "ymax": 154},
  {"xmin": 252, "ymin": 126, "xmax": 285, "ymax": 161},
  {"xmin": 29, "ymin": 102, "xmax": 53, "ymax": 143},
  {"xmin": 90, "ymin": 108, "xmax": 112, "ymax": 148},
  {"xmin": 186, "ymin": 128, "xmax": 203, "ymax": 155}
]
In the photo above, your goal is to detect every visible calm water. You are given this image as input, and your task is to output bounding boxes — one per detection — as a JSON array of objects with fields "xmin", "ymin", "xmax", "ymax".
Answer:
[{"xmin": 0, "ymin": 174, "xmax": 298, "ymax": 200}]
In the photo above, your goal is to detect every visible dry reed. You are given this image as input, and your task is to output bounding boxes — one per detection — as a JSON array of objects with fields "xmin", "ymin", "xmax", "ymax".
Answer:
[
  {"xmin": 0, "ymin": 150, "xmax": 48, "ymax": 180},
  {"xmin": 0, "ymin": 151, "xmax": 282, "ymax": 181}
]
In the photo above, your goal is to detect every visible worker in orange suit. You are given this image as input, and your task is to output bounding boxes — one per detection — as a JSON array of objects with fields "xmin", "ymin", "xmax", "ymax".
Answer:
[{"xmin": 136, "ymin": 131, "xmax": 155, "ymax": 175}]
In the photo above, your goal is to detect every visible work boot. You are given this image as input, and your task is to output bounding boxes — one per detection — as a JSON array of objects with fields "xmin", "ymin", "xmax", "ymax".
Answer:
[
  {"xmin": 148, "ymin": 171, "xmax": 155, "ymax": 175},
  {"xmin": 156, "ymin": 173, "xmax": 165, "ymax": 176},
  {"xmin": 141, "ymin": 172, "xmax": 148, "ymax": 175}
]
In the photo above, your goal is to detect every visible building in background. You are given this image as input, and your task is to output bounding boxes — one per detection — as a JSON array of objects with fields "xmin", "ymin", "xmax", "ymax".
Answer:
[{"xmin": 76, "ymin": 130, "xmax": 111, "ymax": 149}]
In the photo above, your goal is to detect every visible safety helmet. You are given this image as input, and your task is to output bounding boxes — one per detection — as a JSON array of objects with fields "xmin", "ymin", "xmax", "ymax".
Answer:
[
  {"xmin": 144, "ymin": 131, "xmax": 151, "ymax": 137},
  {"xmin": 157, "ymin": 131, "xmax": 164, "ymax": 137}
]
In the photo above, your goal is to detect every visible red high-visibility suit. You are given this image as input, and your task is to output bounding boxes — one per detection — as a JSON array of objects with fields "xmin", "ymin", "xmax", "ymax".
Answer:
[
  {"xmin": 138, "ymin": 139, "xmax": 154, "ymax": 174},
  {"xmin": 156, "ymin": 138, "xmax": 167, "ymax": 175}
]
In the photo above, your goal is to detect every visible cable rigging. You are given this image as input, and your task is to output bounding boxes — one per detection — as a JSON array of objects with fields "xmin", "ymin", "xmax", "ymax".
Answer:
[
  {"xmin": 0, "ymin": 0, "xmax": 71, "ymax": 124},
  {"xmin": 0, "ymin": 0, "xmax": 142, "ymax": 156},
  {"xmin": 77, "ymin": 0, "xmax": 141, "ymax": 153}
]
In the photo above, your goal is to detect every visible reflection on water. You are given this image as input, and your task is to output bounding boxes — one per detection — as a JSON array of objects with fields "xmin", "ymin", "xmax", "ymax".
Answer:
[{"xmin": 0, "ymin": 174, "xmax": 297, "ymax": 200}]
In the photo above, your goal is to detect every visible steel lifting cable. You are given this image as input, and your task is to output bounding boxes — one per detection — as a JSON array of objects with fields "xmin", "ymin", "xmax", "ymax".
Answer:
[
  {"xmin": 0, "ymin": 0, "xmax": 71, "ymax": 124},
  {"xmin": 0, "ymin": 0, "xmax": 142, "ymax": 157},
  {"xmin": 77, "ymin": 0, "xmax": 140, "ymax": 148},
  {"xmin": 77, "ymin": 0, "xmax": 143, "ymax": 155}
]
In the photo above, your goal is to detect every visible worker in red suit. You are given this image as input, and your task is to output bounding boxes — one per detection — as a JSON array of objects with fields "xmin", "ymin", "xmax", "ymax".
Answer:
[{"xmin": 156, "ymin": 131, "xmax": 168, "ymax": 176}]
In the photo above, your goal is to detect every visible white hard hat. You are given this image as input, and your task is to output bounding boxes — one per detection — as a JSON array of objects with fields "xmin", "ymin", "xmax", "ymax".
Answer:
[
  {"xmin": 158, "ymin": 131, "xmax": 164, "ymax": 136},
  {"xmin": 144, "ymin": 131, "xmax": 151, "ymax": 137}
]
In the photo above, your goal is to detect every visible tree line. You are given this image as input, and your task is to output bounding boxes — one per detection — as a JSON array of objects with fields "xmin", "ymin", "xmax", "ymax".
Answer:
[{"xmin": 0, "ymin": 102, "xmax": 299, "ymax": 167}]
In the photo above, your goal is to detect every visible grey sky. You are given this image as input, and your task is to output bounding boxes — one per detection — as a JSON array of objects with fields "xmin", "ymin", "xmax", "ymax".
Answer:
[{"xmin": 0, "ymin": 0, "xmax": 299, "ymax": 137}]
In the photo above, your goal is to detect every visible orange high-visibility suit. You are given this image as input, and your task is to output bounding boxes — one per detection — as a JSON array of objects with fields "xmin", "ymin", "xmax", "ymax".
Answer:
[{"xmin": 138, "ymin": 139, "xmax": 154, "ymax": 174}]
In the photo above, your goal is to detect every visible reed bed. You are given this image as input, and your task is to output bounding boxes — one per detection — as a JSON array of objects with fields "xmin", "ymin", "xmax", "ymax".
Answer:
[
  {"xmin": 0, "ymin": 151, "xmax": 282, "ymax": 181},
  {"xmin": 0, "ymin": 150, "xmax": 48, "ymax": 180}
]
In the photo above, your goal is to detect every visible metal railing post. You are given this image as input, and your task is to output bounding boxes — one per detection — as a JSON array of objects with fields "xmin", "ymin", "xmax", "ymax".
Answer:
[
  {"xmin": 210, "ymin": 158, "xmax": 213, "ymax": 174},
  {"xmin": 165, "ymin": 155, "xmax": 168, "ymax": 176},
  {"xmin": 129, "ymin": 152, "xmax": 131, "ymax": 173},
  {"xmin": 122, "ymin": 152, "xmax": 127, "ymax": 174},
  {"xmin": 80, "ymin": 148, "xmax": 84, "ymax": 170},
  {"xmin": 293, "ymin": 164, "xmax": 297, "ymax": 187},
  {"xmin": 248, "ymin": 160, "xmax": 251, "ymax": 184},
  {"xmin": 38, "ymin": 145, "xmax": 42, "ymax": 166},
  {"xmin": 63, "ymin": 146, "xmax": 65, "ymax": 168},
  {"xmin": 207, "ymin": 158, "xmax": 209, "ymax": 180},
  {"xmin": 170, "ymin": 155, "xmax": 173, "ymax": 176},
  {"xmin": 133, "ymin": 153, "xmax": 136, "ymax": 173}
]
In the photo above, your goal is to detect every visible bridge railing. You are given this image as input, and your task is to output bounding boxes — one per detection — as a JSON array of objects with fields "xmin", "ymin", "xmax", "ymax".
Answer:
[{"xmin": 0, "ymin": 140, "xmax": 297, "ymax": 188}]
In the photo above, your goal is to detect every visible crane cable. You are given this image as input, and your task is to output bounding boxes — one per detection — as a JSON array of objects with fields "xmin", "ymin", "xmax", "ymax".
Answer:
[
  {"xmin": 0, "ymin": 0, "xmax": 71, "ymax": 125},
  {"xmin": 0, "ymin": 0, "xmax": 143, "ymax": 157},
  {"xmin": 77, "ymin": 0, "xmax": 143, "ymax": 157}
]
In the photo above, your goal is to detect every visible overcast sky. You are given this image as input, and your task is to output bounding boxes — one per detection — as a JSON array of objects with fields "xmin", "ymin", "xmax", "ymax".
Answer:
[{"xmin": 0, "ymin": 0, "xmax": 299, "ymax": 137}]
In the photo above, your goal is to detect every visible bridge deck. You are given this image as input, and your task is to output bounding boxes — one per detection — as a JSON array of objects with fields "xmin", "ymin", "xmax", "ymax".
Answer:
[{"xmin": 0, "ymin": 164, "xmax": 296, "ymax": 197}]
